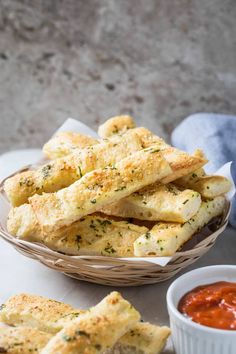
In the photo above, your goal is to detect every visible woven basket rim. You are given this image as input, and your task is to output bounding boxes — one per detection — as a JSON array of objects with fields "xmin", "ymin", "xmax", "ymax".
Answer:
[
  {"xmin": 0, "ymin": 165, "xmax": 231, "ymax": 276},
  {"xmin": 0, "ymin": 201, "xmax": 231, "ymax": 267}
]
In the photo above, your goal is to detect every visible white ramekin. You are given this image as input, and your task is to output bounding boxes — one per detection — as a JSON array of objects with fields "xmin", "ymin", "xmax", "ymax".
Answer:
[{"xmin": 167, "ymin": 265, "xmax": 236, "ymax": 354}]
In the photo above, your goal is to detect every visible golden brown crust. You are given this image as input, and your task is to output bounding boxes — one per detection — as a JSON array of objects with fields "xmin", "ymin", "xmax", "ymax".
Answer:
[
  {"xmin": 160, "ymin": 147, "xmax": 208, "ymax": 183},
  {"xmin": 98, "ymin": 115, "xmax": 136, "ymax": 138},
  {"xmin": 7, "ymin": 207, "xmax": 148, "ymax": 257},
  {"xmin": 41, "ymin": 292, "xmax": 140, "ymax": 354},
  {"xmin": 43, "ymin": 131, "xmax": 99, "ymax": 159},
  {"xmin": 111, "ymin": 322, "xmax": 171, "ymax": 354},
  {"xmin": 176, "ymin": 174, "xmax": 231, "ymax": 199},
  {"xmin": 0, "ymin": 326, "xmax": 52, "ymax": 354},
  {"xmin": 134, "ymin": 196, "xmax": 226, "ymax": 257},
  {"xmin": 4, "ymin": 129, "xmax": 144, "ymax": 207},
  {"xmin": 102, "ymin": 183, "xmax": 201, "ymax": 223},
  {"xmin": 29, "ymin": 149, "xmax": 172, "ymax": 231},
  {"xmin": 39, "ymin": 216, "xmax": 147, "ymax": 257},
  {"xmin": 0, "ymin": 293, "xmax": 170, "ymax": 354},
  {"xmin": 0, "ymin": 294, "xmax": 84, "ymax": 334}
]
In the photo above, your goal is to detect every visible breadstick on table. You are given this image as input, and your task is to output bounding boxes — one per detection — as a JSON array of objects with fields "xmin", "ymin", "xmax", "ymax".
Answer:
[
  {"xmin": 41, "ymin": 291, "xmax": 140, "ymax": 354},
  {"xmin": 98, "ymin": 115, "xmax": 136, "ymax": 138},
  {"xmin": 0, "ymin": 294, "xmax": 169, "ymax": 354},
  {"xmin": 102, "ymin": 183, "xmax": 202, "ymax": 223},
  {"xmin": 0, "ymin": 323, "xmax": 170, "ymax": 354},
  {"xmin": 134, "ymin": 196, "xmax": 226, "ymax": 257},
  {"xmin": 29, "ymin": 148, "xmax": 172, "ymax": 231},
  {"xmin": 4, "ymin": 128, "xmax": 145, "ymax": 207},
  {"xmin": 7, "ymin": 205, "xmax": 148, "ymax": 257},
  {"xmin": 0, "ymin": 293, "xmax": 85, "ymax": 334},
  {"xmin": 109, "ymin": 322, "xmax": 170, "ymax": 354},
  {"xmin": 43, "ymin": 131, "xmax": 99, "ymax": 159},
  {"xmin": 0, "ymin": 326, "xmax": 52, "ymax": 354}
]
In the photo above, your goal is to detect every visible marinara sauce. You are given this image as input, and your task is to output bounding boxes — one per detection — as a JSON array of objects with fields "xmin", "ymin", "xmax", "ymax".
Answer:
[{"xmin": 178, "ymin": 281, "xmax": 236, "ymax": 330}]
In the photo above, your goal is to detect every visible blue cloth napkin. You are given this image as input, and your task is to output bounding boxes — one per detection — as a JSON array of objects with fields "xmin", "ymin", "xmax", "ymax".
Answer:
[{"xmin": 171, "ymin": 113, "xmax": 236, "ymax": 228}]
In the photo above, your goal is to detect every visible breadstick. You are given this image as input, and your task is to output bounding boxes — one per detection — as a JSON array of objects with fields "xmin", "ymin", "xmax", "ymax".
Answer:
[
  {"xmin": 41, "ymin": 292, "xmax": 140, "ymax": 354},
  {"xmin": 0, "ymin": 294, "xmax": 169, "ymax": 354},
  {"xmin": 102, "ymin": 183, "xmax": 201, "ymax": 223},
  {"xmin": 7, "ymin": 206, "xmax": 148, "ymax": 257},
  {"xmin": 0, "ymin": 326, "xmax": 52, "ymax": 354},
  {"xmin": 4, "ymin": 129, "xmax": 144, "ymax": 207},
  {"xmin": 43, "ymin": 131, "xmax": 98, "ymax": 159},
  {"xmin": 98, "ymin": 115, "xmax": 136, "ymax": 138},
  {"xmin": 134, "ymin": 196, "xmax": 225, "ymax": 257},
  {"xmin": 175, "ymin": 174, "xmax": 231, "ymax": 199},
  {"xmin": 29, "ymin": 148, "xmax": 172, "ymax": 231},
  {"xmin": 0, "ymin": 293, "xmax": 84, "ymax": 334}
]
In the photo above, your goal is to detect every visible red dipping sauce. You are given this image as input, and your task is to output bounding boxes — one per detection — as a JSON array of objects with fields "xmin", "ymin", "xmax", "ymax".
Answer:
[{"xmin": 178, "ymin": 281, "xmax": 236, "ymax": 330}]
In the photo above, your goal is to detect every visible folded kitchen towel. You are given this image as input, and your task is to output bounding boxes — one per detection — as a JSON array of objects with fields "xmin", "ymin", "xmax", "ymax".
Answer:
[{"xmin": 171, "ymin": 113, "xmax": 236, "ymax": 228}]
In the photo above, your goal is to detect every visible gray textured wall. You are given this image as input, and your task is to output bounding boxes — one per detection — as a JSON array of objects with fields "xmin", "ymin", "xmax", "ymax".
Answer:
[{"xmin": 0, "ymin": 0, "xmax": 236, "ymax": 153}]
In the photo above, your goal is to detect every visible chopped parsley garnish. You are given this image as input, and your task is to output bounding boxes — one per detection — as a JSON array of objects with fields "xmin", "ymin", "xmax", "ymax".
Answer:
[
  {"xmin": 78, "ymin": 166, "xmax": 83, "ymax": 178},
  {"xmin": 19, "ymin": 178, "xmax": 34, "ymax": 187},
  {"xmin": 183, "ymin": 199, "xmax": 189, "ymax": 204},
  {"xmin": 41, "ymin": 164, "xmax": 52, "ymax": 179},
  {"xmin": 150, "ymin": 148, "xmax": 160, "ymax": 153},
  {"xmin": 0, "ymin": 304, "xmax": 6, "ymax": 311},
  {"xmin": 75, "ymin": 330, "xmax": 90, "ymax": 338},
  {"xmin": 97, "ymin": 219, "xmax": 112, "ymax": 226},
  {"xmin": 114, "ymin": 186, "xmax": 126, "ymax": 192},
  {"xmin": 104, "ymin": 243, "xmax": 116, "ymax": 254},
  {"xmin": 95, "ymin": 344, "xmax": 102, "ymax": 350}
]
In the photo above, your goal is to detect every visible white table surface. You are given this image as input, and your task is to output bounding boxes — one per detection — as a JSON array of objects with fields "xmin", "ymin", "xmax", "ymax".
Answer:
[{"xmin": 0, "ymin": 150, "xmax": 235, "ymax": 353}]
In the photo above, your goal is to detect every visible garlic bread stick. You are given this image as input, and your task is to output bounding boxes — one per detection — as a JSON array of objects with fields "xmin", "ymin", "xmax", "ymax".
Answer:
[
  {"xmin": 98, "ymin": 115, "xmax": 136, "ymax": 138},
  {"xmin": 0, "ymin": 293, "xmax": 169, "ymax": 354},
  {"xmin": 29, "ymin": 148, "xmax": 172, "ymax": 231},
  {"xmin": 109, "ymin": 322, "xmax": 170, "ymax": 354},
  {"xmin": 102, "ymin": 183, "xmax": 201, "ymax": 223},
  {"xmin": 7, "ymin": 205, "xmax": 148, "ymax": 257},
  {"xmin": 0, "ymin": 293, "xmax": 84, "ymax": 334},
  {"xmin": 134, "ymin": 196, "xmax": 225, "ymax": 257},
  {"xmin": 43, "ymin": 131, "xmax": 99, "ymax": 159},
  {"xmin": 4, "ymin": 129, "xmax": 145, "ymax": 207},
  {"xmin": 41, "ymin": 292, "xmax": 140, "ymax": 354},
  {"xmin": 102, "ymin": 126, "xmax": 208, "ymax": 181},
  {"xmin": 175, "ymin": 174, "xmax": 231, "ymax": 199},
  {"xmin": 0, "ymin": 326, "xmax": 52, "ymax": 354}
]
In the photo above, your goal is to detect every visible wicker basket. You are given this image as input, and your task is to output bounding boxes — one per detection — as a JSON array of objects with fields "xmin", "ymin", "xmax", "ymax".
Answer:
[{"xmin": 0, "ymin": 191, "xmax": 230, "ymax": 286}]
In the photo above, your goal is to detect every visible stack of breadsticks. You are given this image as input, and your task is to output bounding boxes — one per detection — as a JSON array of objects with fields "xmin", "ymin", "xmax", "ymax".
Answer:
[
  {"xmin": 5, "ymin": 115, "xmax": 231, "ymax": 257},
  {"xmin": 0, "ymin": 292, "xmax": 170, "ymax": 353}
]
